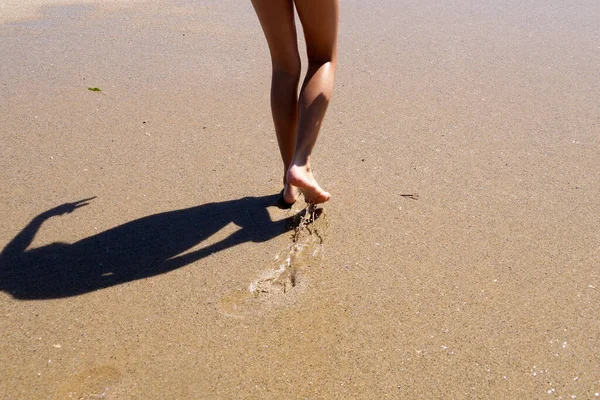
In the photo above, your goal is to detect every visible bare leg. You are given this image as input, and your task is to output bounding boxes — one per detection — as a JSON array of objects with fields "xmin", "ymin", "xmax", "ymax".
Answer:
[
  {"xmin": 288, "ymin": 0, "xmax": 339, "ymax": 204},
  {"xmin": 251, "ymin": 0, "xmax": 301, "ymax": 204}
]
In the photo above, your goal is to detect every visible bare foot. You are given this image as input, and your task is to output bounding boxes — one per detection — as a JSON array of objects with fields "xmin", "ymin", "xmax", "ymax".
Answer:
[
  {"xmin": 287, "ymin": 164, "xmax": 331, "ymax": 204},
  {"xmin": 283, "ymin": 182, "xmax": 300, "ymax": 205}
]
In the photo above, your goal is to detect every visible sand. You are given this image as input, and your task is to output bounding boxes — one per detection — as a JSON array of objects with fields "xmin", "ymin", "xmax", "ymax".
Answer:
[{"xmin": 1, "ymin": 0, "xmax": 599, "ymax": 398}]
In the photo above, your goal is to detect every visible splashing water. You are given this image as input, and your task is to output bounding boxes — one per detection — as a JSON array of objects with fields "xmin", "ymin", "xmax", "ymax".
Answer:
[
  {"xmin": 218, "ymin": 205, "xmax": 328, "ymax": 317},
  {"xmin": 249, "ymin": 204, "xmax": 328, "ymax": 297}
]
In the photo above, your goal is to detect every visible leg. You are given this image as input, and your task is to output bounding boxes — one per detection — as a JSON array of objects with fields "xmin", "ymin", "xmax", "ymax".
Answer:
[
  {"xmin": 251, "ymin": 0, "xmax": 302, "ymax": 204},
  {"xmin": 288, "ymin": 0, "xmax": 339, "ymax": 204}
]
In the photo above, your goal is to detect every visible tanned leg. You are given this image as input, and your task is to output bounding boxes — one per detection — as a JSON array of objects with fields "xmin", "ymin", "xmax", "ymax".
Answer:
[
  {"xmin": 288, "ymin": 0, "xmax": 339, "ymax": 204},
  {"xmin": 251, "ymin": 0, "xmax": 301, "ymax": 204}
]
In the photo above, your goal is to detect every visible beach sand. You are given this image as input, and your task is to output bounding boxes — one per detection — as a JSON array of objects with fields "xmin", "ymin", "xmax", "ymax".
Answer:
[{"xmin": 1, "ymin": 0, "xmax": 599, "ymax": 398}]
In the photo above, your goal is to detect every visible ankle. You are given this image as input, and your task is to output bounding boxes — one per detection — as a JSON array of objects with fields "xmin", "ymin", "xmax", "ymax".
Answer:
[{"xmin": 291, "ymin": 155, "xmax": 311, "ymax": 169}]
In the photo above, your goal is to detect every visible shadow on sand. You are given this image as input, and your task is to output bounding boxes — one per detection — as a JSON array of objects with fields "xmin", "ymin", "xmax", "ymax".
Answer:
[{"xmin": 0, "ymin": 194, "xmax": 295, "ymax": 300}]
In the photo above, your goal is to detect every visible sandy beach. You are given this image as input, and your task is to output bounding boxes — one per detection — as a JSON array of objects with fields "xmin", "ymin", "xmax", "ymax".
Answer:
[{"xmin": 1, "ymin": 0, "xmax": 599, "ymax": 398}]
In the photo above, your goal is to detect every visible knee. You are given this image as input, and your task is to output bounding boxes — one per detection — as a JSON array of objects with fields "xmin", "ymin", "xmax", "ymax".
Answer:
[
  {"xmin": 307, "ymin": 56, "xmax": 336, "ymax": 70},
  {"xmin": 272, "ymin": 56, "xmax": 301, "ymax": 82}
]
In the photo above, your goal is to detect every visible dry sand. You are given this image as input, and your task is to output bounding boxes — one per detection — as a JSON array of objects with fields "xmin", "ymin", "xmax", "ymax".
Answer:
[{"xmin": 1, "ymin": 0, "xmax": 599, "ymax": 398}]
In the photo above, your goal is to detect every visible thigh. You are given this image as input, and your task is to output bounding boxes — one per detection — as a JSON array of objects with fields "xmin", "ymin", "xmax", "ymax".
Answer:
[
  {"xmin": 251, "ymin": 0, "xmax": 300, "ymax": 72},
  {"xmin": 293, "ymin": 0, "xmax": 340, "ymax": 62}
]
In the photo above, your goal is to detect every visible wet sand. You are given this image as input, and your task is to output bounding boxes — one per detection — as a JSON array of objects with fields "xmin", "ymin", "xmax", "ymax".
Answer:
[{"xmin": 1, "ymin": 0, "xmax": 599, "ymax": 398}]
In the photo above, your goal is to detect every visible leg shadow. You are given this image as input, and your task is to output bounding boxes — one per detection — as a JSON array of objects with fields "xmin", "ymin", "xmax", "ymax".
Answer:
[{"xmin": 0, "ymin": 194, "xmax": 294, "ymax": 300}]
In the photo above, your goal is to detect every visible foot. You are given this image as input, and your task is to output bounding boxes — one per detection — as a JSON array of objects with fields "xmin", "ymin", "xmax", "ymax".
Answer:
[
  {"xmin": 275, "ymin": 176, "xmax": 300, "ymax": 209},
  {"xmin": 283, "ymin": 182, "xmax": 300, "ymax": 205},
  {"xmin": 287, "ymin": 164, "xmax": 331, "ymax": 204}
]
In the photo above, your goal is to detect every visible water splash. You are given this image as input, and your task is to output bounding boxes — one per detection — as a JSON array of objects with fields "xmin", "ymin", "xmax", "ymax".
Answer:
[{"xmin": 218, "ymin": 205, "xmax": 328, "ymax": 317}]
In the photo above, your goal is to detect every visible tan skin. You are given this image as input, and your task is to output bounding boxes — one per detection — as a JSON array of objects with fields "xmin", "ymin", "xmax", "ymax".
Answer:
[{"xmin": 251, "ymin": 0, "xmax": 339, "ymax": 204}]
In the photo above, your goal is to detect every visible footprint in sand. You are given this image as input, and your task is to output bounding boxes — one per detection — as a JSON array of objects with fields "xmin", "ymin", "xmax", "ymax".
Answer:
[
  {"xmin": 218, "ymin": 206, "xmax": 327, "ymax": 318},
  {"xmin": 54, "ymin": 365, "xmax": 121, "ymax": 399}
]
